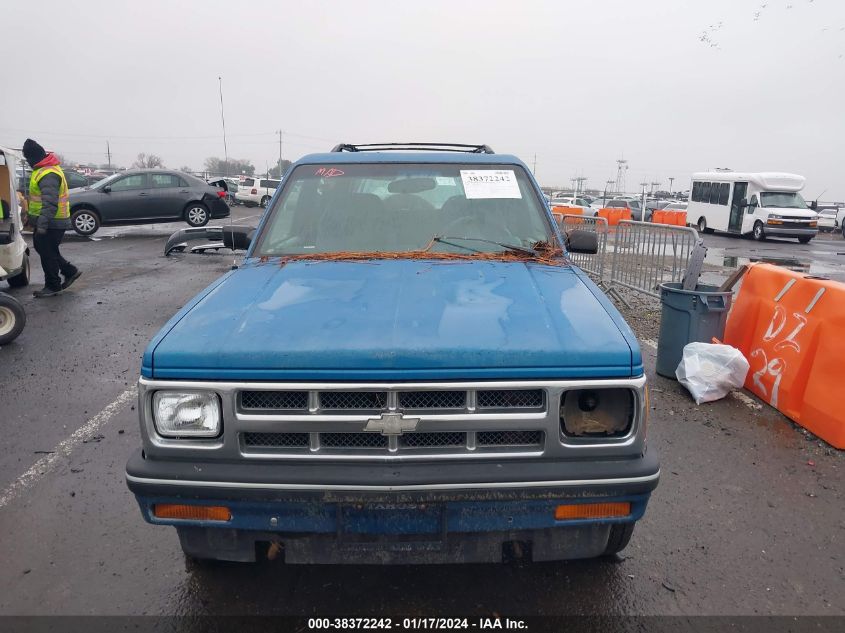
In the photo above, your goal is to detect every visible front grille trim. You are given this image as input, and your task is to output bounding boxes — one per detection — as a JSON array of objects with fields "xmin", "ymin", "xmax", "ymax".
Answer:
[{"xmin": 240, "ymin": 429, "xmax": 546, "ymax": 456}]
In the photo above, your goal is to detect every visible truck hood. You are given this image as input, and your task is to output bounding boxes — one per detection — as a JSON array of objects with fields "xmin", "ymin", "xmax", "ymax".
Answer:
[{"xmin": 145, "ymin": 259, "xmax": 641, "ymax": 380}]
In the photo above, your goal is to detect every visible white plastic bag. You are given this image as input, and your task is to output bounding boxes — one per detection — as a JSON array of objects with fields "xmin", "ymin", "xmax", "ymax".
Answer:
[{"xmin": 675, "ymin": 342, "xmax": 750, "ymax": 404}]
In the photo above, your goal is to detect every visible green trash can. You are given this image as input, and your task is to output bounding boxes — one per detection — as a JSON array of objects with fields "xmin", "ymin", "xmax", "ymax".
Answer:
[{"xmin": 655, "ymin": 283, "xmax": 733, "ymax": 378}]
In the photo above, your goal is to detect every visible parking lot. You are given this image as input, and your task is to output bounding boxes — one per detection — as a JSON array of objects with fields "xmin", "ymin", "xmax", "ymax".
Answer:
[{"xmin": 0, "ymin": 209, "xmax": 841, "ymax": 618}]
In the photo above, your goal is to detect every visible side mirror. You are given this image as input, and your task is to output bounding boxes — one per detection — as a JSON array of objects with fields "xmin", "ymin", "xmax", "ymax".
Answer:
[
  {"xmin": 565, "ymin": 229, "xmax": 598, "ymax": 254},
  {"xmin": 222, "ymin": 225, "xmax": 254, "ymax": 251},
  {"xmin": 102, "ymin": 185, "xmax": 111, "ymax": 193},
  {"xmin": 810, "ymin": 200, "xmax": 818, "ymax": 211}
]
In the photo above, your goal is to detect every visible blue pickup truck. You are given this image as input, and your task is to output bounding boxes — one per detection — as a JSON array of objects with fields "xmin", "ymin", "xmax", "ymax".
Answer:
[{"xmin": 126, "ymin": 143, "xmax": 659, "ymax": 564}]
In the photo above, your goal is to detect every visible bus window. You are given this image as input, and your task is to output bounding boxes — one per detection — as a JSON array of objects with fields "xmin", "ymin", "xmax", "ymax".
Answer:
[
  {"xmin": 701, "ymin": 182, "xmax": 711, "ymax": 203},
  {"xmin": 709, "ymin": 183, "xmax": 721, "ymax": 205},
  {"xmin": 748, "ymin": 195, "xmax": 758, "ymax": 214},
  {"xmin": 692, "ymin": 182, "xmax": 701, "ymax": 202},
  {"xmin": 719, "ymin": 183, "xmax": 730, "ymax": 205}
]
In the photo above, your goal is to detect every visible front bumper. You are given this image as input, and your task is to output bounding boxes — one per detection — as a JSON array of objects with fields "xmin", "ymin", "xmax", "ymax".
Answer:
[
  {"xmin": 764, "ymin": 225, "xmax": 817, "ymax": 237},
  {"xmin": 126, "ymin": 448, "xmax": 659, "ymax": 562}
]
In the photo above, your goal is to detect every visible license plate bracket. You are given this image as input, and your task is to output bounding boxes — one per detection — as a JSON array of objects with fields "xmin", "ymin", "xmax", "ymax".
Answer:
[{"xmin": 336, "ymin": 503, "xmax": 448, "ymax": 551}]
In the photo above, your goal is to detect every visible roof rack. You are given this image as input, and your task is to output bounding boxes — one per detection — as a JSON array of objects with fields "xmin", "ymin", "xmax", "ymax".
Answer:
[{"xmin": 330, "ymin": 142, "xmax": 495, "ymax": 154}]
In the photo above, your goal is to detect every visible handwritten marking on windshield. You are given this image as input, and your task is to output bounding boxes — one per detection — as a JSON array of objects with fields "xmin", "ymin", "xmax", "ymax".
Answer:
[{"xmin": 315, "ymin": 167, "xmax": 345, "ymax": 178}]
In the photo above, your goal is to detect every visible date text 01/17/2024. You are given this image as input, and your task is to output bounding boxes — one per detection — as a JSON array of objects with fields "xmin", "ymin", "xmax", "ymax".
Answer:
[{"xmin": 307, "ymin": 617, "xmax": 528, "ymax": 630}]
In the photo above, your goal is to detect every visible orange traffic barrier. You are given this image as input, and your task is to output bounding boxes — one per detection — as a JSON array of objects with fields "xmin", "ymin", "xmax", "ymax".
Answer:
[
  {"xmin": 723, "ymin": 263, "xmax": 845, "ymax": 448},
  {"xmin": 552, "ymin": 205, "xmax": 582, "ymax": 216},
  {"xmin": 651, "ymin": 210, "xmax": 687, "ymax": 225},
  {"xmin": 596, "ymin": 208, "xmax": 633, "ymax": 226}
]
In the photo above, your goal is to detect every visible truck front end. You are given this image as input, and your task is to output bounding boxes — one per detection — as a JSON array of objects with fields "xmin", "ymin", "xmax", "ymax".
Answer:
[{"xmin": 126, "ymin": 149, "xmax": 659, "ymax": 563}]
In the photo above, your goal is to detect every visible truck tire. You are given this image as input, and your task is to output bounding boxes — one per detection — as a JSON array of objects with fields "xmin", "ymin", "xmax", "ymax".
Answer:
[
  {"xmin": 603, "ymin": 523, "xmax": 635, "ymax": 556},
  {"xmin": 7, "ymin": 253, "xmax": 30, "ymax": 288},
  {"xmin": 752, "ymin": 221, "xmax": 766, "ymax": 241},
  {"xmin": 798, "ymin": 236, "xmax": 812, "ymax": 244},
  {"xmin": 0, "ymin": 293, "xmax": 26, "ymax": 345}
]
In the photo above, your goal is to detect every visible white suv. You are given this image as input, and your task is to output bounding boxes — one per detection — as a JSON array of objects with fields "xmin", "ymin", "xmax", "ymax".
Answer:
[{"xmin": 234, "ymin": 177, "xmax": 280, "ymax": 207}]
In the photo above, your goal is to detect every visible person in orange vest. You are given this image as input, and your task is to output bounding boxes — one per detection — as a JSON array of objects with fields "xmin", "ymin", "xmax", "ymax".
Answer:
[{"xmin": 23, "ymin": 139, "xmax": 81, "ymax": 298}]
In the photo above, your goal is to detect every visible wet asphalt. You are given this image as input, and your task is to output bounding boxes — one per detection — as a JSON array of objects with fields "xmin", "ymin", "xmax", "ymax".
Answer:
[{"xmin": 0, "ymin": 211, "xmax": 842, "ymax": 616}]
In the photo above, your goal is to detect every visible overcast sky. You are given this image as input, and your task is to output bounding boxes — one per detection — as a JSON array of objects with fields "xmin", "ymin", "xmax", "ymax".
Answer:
[{"xmin": 3, "ymin": 0, "xmax": 844, "ymax": 197}]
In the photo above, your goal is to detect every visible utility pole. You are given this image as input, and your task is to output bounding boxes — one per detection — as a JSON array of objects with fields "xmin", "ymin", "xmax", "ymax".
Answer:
[
  {"xmin": 532, "ymin": 154, "xmax": 537, "ymax": 174},
  {"xmin": 575, "ymin": 176, "xmax": 588, "ymax": 197},
  {"xmin": 277, "ymin": 129, "xmax": 284, "ymax": 177},
  {"xmin": 668, "ymin": 177, "xmax": 675, "ymax": 196},
  {"xmin": 650, "ymin": 181, "xmax": 660, "ymax": 195},
  {"xmin": 106, "ymin": 141, "xmax": 111, "ymax": 169},
  {"xmin": 604, "ymin": 179, "xmax": 614, "ymax": 206},
  {"xmin": 218, "ymin": 76, "xmax": 229, "ymax": 177},
  {"xmin": 640, "ymin": 181, "xmax": 649, "ymax": 218}
]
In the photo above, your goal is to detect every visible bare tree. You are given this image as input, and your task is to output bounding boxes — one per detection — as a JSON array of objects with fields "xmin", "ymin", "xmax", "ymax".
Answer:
[
  {"xmin": 204, "ymin": 156, "xmax": 255, "ymax": 176},
  {"xmin": 132, "ymin": 153, "xmax": 164, "ymax": 169},
  {"xmin": 178, "ymin": 165, "xmax": 193, "ymax": 174},
  {"xmin": 269, "ymin": 159, "xmax": 292, "ymax": 179}
]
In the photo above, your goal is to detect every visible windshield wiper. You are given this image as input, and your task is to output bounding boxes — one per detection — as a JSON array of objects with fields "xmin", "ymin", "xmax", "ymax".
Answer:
[{"xmin": 433, "ymin": 236, "xmax": 537, "ymax": 257}]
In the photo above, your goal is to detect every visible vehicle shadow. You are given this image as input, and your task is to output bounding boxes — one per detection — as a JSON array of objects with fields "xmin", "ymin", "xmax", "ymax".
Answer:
[{"xmin": 170, "ymin": 556, "xmax": 637, "ymax": 617}]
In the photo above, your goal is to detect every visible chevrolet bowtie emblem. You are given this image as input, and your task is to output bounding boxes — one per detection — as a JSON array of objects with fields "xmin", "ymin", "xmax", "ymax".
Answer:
[{"xmin": 363, "ymin": 412, "xmax": 420, "ymax": 435}]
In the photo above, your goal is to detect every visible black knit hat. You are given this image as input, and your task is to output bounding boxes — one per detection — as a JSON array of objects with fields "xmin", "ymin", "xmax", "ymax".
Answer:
[{"xmin": 23, "ymin": 138, "xmax": 47, "ymax": 168}]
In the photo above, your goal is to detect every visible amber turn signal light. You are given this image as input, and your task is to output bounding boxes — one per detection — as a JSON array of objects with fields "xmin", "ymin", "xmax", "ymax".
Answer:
[
  {"xmin": 554, "ymin": 502, "xmax": 630, "ymax": 520},
  {"xmin": 153, "ymin": 503, "xmax": 232, "ymax": 521}
]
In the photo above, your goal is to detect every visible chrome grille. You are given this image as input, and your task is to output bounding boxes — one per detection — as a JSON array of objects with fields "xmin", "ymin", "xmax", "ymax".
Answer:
[
  {"xmin": 400, "ymin": 432, "xmax": 465, "ymax": 448},
  {"xmin": 399, "ymin": 391, "xmax": 466, "ymax": 410},
  {"xmin": 320, "ymin": 432, "xmax": 389, "ymax": 449},
  {"xmin": 243, "ymin": 432, "xmax": 309, "ymax": 448},
  {"xmin": 478, "ymin": 430, "xmax": 543, "ymax": 447},
  {"xmin": 477, "ymin": 389, "xmax": 544, "ymax": 409},
  {"xmin": 241, "ymin": 430, "xmax": 545, "ymax": 455},
  {"xmin": 320, "ymin": 391, "xmax": 388, "ymax": 410},
  {"xmin": 241, "ymin": 390, "xmax": 308, "ymax": 411}
]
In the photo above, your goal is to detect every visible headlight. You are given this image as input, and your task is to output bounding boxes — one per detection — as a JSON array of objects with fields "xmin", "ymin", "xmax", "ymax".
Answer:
[
  {"xmin": 768, "ymin": 214, "xmax": 782, "ymax": 220},
  {"xmin": 153, "ymin": 391, "xmax": 221, "ymax": 438},
  {"xmin": 560, "ymin": 388, "xmax": 635, "ymax": 438}
]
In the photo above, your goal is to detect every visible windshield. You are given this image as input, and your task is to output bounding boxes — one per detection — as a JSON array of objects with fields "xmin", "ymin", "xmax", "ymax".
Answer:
[
  {"xmin": 760, "ymin": 192, "xmax": 808, "ymax": 209},
  {"xmin": 254, "ymin": 163, "xmax": 552, "ymax": 257},
  {"xmin": 89, "ymin": 173, "xmax": 123, "ymax": 190}
]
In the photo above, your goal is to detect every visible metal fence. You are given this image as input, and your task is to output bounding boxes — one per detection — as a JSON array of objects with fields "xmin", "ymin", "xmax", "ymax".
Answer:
[
  {"xmin": 608, "ymin": 220, "xmax": 704, "ymax": 298},
  {"xmin": 554, "ymin": 214, "xmax": 609, "ymax": 283},
  {"xmin": 555, "ymin": 214, "xmax": 705, "ymax": 300}
]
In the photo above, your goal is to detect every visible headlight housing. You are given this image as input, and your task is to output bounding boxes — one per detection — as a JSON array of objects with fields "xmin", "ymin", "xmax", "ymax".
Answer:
[
  {"xmin": 153, "ymin": 391, "xmax": 221, "ymax": 438},
  {"xmin": 560, "ymin": 388, "xmax": 635, "ymax": 438}
]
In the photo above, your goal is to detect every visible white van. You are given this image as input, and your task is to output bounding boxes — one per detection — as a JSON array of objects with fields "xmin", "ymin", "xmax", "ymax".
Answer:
[
  {"xmin": 689, "ymin": 171, "xmax": 817, "ymax": 243},
  {"xmin": 234, "ymin": 176, "xmax": 280, "ymax": 207}
]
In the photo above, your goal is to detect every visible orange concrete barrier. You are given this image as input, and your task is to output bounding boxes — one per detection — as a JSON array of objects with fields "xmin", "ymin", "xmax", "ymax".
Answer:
[
  {"xmin": 673, "ymin": 211, "xmax": 688, "ymax": 226},
  {"xmin": 552, "ymin": 205, "xmax": 582, "ymax": 216},
  {"xmin": 597, "ymin": 208, "xmax": 633, "ymax": 226},
  {"xmin": 652, "ymin": 210, "xmax": 666, "ymax": 224},
  {"xmin": 553, "ymin": 211, "xmax": 583, "ymax": 225},
  {"xmin": 723, "ymin": 263, "xmax": 845, "ymax": 448}
]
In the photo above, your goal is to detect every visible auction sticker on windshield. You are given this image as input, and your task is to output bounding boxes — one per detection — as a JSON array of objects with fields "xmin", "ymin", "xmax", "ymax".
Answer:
[{"xmin": 460, "ymin": 170, "xmax": 521, "ymax": 199}]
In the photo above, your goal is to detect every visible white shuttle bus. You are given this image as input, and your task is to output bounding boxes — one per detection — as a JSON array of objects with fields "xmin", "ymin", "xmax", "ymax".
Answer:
[{"xmin": 688, "ymin": 171, "xmax": 818, "ymax": 243}]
